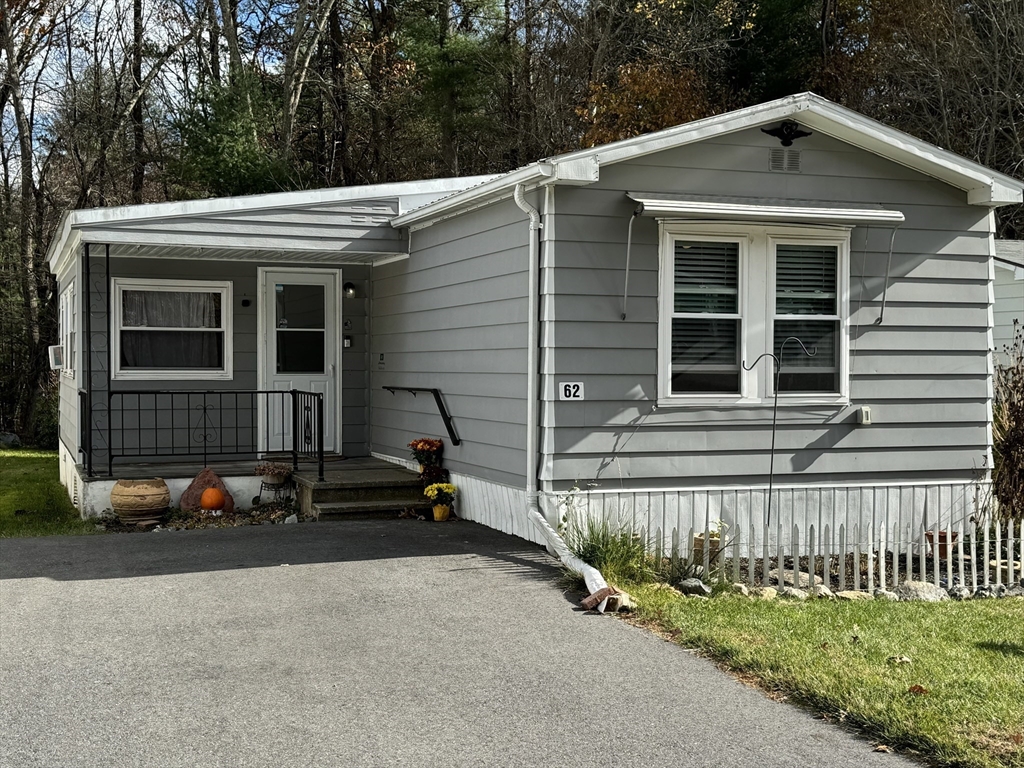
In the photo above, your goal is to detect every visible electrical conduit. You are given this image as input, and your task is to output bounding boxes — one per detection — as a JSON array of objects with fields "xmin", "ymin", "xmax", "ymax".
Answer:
[{"xmin": 513, "ymin": 183, "xmax": 609, "ymax": 611}]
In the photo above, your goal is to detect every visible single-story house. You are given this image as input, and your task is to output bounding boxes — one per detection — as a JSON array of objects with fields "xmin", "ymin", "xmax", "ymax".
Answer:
[
  {"xmin": 48, "ymin": 92, "xmax": 1024, "ymax": 551},
  {"xmin": 994, "ymin": 240, "xmax": 1023, "ymax": 365}
]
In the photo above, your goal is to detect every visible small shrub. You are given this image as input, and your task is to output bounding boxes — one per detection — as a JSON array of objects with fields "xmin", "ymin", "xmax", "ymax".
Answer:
[{"xmin": 562, "ymin": 511, "xmax": 656, "ymax": 585}]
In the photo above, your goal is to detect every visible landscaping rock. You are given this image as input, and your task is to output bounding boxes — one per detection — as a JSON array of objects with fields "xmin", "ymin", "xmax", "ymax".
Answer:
[
  {"xmin": 836, "ymin": 590, "xmax": 873, "ymax": 601},
  {"xmin": 873, "ymin": 589, "xmax": 899, "ymax": 601},
  {"xmin": 808, "ymin": 585, "xmax": 835, "ymax": 599},
  {"xmin": 751, "ymin": 587, "xmax": 778, "ymax": 601},
  {"xmin": 780, "ymin": 586, "xmax": 808, "ymax": 600},
  {"xmin": 180, "ymin": 468, "xmax": 235, "ymax": 515},
  {"xmin": 972, "ymin": 585, "xmax": 996, "ymax": 599},
  {"xmin": 731, "ymin": 583, "xmax": 750, "ymax": 597},
  {"xmin": 947, "ymin": 585, "xmax": 972, "ymax": 601},
  {"xmin": 895, "ymin": 581, "xmax": 948, "ymax": 602},
  {"xmin": 0, "ymin": 432, "xmax": 21, "ymax": 448},
  {"xmin": 1004, "ymin": 584, "xmax": 1024, "ymax": 598},
  {"xmin": 678, "ymin": 578, "xmax": 712, "ymax": 597},
  {"xmin": 284, "ymin": 514, "xmax": 298, "ymax": 524},
  {"xmin": 767, "ymin": 569, "xmax": 823, "ymax": 588}
]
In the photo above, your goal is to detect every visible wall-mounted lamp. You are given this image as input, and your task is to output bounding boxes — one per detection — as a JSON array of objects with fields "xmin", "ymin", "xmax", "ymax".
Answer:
[{"xmin": 343, "ymin": 282, "xmax": 357, "ymax": 299}]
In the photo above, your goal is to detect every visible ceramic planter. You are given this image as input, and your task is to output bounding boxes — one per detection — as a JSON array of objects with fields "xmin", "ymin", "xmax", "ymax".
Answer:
[
  {"xmin": 110, "ymin": 478, "xmax": 170, "ymax": 526},
  {"xmin": 925, "ymin": 530, "xmax": 959, "ymax": 559}
]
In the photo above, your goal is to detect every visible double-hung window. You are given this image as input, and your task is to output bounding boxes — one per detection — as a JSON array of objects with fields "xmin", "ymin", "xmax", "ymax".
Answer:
[
  {"xmin": 659, "ymin": 223, "xmax": 849, "ymax": 405},
  {"xmin": 112, "ymin": 278, "xmax": 233, "ymax": 380}
]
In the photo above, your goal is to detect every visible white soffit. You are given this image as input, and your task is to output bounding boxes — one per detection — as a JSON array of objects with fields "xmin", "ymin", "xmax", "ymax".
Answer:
[{"xmin": 627, "ymin": 193, "xmax": 906, "ymax": 224}]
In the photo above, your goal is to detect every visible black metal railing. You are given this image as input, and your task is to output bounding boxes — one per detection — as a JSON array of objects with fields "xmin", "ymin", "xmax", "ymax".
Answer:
[
  {"xmin": 381, "ymin": 386, "xmax": 460, "ymax": 446},
  {"xmin": 101, "ymin": 389, "xmax": 325, "ymax": 480}
]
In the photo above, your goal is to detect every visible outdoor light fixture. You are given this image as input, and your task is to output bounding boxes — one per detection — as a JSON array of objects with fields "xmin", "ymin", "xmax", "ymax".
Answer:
[{"xmin": 343, "ymin": 282, "xmax": 357, "ymax": 299}]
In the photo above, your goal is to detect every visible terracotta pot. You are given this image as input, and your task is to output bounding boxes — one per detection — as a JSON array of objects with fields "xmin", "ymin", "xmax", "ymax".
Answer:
[
  {"xmin": 433, "ymin": 504, "xmax": 451, "ymax": 522},
  {"xmin": 925, "ymin": 530, "xmax": 959, "ymax": 559},
  {"xmin": 692, "ymin": 533, "xmax": 721, "ymax": 563},
  {"xmin": 111, "ymin": 478, "xmax": 170, "ymax": 526}
]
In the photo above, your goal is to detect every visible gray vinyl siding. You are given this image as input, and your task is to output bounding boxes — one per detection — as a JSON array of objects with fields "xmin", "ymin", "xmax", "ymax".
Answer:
[
  {"xmin": 542, "ymin": 127, "xmax": 993, "ymax": 490},
  {"xmin": 370, "ymin": 197, "xmax": 530, "ymax": 487},
  {"xmin": 994, "ymin": 266, "xmax": 1023, "ymax": 364},
  {"xmin": 57, "ymin": 276, "xmax": 78, "ymax": 455},
  {"xmin": 83, "ymin": 255, "xmax": 370, "ymax": 470}
]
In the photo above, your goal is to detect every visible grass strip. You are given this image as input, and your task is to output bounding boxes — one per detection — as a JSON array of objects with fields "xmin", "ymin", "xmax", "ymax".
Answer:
[
  {"xmin": 630, "ymin": 584, "xmax": 1024, "ymax": 768},
  {"xmin": 0, "ymin": 449, "xmax": 95, "ymax": 538}
]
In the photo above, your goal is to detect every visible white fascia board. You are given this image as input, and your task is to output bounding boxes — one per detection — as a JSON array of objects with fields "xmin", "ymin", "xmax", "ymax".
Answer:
[
  {"xmin": 391, "ymin": 164, "xmax": 555, "ymax": 229},
  {"xmin": 630, "ymin": 195, "xmax": 905, "ymax": 224},
  {"xmin": 797, "ymin": 103, "xmax": 1023, "ymax": 205},
  {"xmin": 559, "ymin": 94, "xmax": 813, "ymax": 165},
  {"xmin": 78, "ymin": 229, "xmax": 405, "ymax": 255}
]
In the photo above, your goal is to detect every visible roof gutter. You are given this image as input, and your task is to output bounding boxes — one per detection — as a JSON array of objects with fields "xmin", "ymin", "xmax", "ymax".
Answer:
[{"xmin": 513, "ymin": 183, "xmax": 609, "ymax": 612}]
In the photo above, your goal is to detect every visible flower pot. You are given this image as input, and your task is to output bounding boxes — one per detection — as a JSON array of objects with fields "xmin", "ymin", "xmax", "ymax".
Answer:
[
  {"xmin": 433, "ymin": 504, "xmax": 451, "ymax": 522},
  {"xmin": 110, "ymin": 478, "xmax": 170, "ymax": 527},
  {"xmin": 925, "ymin": 530, "xmax": 958, "ymax": 559},
  {"xmin": 262, "ymin": 474, "xmax": 288, "ymax": 486},
  {"xmin": 692, "ymin": 533, "xmax": 720, "ymax": 563}
]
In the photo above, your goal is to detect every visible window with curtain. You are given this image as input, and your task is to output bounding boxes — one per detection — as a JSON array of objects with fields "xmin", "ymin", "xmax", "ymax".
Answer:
[
  {"xmin": 113, "ymin": 279, "xmax": 232, "ymax": 379},
  {"xmin": 59, "ymin": 284, "xmax": 76, "ymax": 376},
  {"xmin": 670, "ymin": 240, "xmax": 742, "ymax": 393}
]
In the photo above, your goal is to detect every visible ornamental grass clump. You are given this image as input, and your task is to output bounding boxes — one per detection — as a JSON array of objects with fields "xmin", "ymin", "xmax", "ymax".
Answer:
[
  {"xmin": 424, "ymin": 482, "xmax": 457, "ymax": 507},
  {"xmin": 994, "ymin": 320, "xmax": 1024, "ymax": 522},
  {"xmin": 408, "ymin": 438, "xmax": 443, "ymax": 466},
  {"xmin": 561, "ymin": 513, "xmax": 656, "ymax": 585}
]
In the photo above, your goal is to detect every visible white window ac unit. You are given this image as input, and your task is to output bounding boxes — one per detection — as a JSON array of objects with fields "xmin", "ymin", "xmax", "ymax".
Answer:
[{"xmin": 48, "ymin": 345, "xmax": 64, "ymax": 370}]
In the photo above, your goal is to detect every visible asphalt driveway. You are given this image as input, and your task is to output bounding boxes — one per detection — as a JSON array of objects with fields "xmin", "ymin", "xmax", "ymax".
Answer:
[{"xmin": 0, "ymin": 521, "xmax": 911, "ymax": 767}]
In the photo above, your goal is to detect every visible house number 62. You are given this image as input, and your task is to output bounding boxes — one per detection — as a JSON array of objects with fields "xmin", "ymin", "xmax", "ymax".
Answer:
[{"xmin": 559, "ymin": 382, "xmax": 585, "ymax": 401}]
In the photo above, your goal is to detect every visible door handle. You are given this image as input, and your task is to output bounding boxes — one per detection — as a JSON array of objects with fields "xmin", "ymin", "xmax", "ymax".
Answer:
[{"xmin": 329, "ymin": 363, "xmax": 336, "ymax": 377}]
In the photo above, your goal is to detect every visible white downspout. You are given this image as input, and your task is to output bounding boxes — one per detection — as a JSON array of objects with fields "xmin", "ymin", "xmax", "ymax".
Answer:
[{"xmin": 514, "ymin": 183, "xmax": 609, "ymax": 611}]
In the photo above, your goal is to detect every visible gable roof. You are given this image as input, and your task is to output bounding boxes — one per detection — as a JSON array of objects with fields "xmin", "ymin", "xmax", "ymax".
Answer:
[{"xmin": 392, "ymin": 92, "xmax": 1024, "ymax": 230}]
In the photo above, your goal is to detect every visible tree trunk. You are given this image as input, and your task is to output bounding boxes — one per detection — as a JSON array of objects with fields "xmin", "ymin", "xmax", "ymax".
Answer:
[{"xmin": 131, "ymin": 0, "xmax": 145, "ymax": 203}]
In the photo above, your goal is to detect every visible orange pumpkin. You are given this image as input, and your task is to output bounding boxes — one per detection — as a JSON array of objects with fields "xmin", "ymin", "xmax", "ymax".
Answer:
[{"xmin": 200, "ymin": 487, "xmax": 225, "ymax": 510}]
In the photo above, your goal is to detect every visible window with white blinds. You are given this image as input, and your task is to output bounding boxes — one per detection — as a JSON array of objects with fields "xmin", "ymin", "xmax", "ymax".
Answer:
[
  {"xmin": 670, "ymin": 240, "xmax": 742, "ymax": 393},
  {"xmin": 774, "ymin": 244, "xmax": 840, "ymax": 393},
  {"xmin": 659, "ymin": 224, "xmax": 849, "ymax": 404}
]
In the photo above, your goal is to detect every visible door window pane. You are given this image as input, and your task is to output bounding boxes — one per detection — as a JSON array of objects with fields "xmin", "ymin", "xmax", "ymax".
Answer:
[
  {"xmin": 277, "ymin": 330, "xmax": 325, "ymax": 374},
  {"xmin": 276, "ymin": 284, "xmax": 325, "ymax": 329}
]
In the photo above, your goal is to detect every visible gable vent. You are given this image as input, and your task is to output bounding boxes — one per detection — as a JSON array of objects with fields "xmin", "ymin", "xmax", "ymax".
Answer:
[{"xmin": 769, "ymin": 148, "xmax": 801, "ymax": 173}]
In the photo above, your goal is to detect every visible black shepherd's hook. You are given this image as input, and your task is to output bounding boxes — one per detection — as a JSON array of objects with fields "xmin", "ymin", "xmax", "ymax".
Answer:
[{"xmin": 741, "ymin": 337, "xmax": 817, "ymax": 527}]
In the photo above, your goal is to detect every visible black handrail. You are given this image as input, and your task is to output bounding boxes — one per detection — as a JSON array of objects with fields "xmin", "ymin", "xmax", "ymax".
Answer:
[
  {"xmin": 381, "ymin": 386, "xmax": 461, "ymax": 446},
  {"xmin": 102, "ymin": 389, "xmax": 325, "ymax": 480}
]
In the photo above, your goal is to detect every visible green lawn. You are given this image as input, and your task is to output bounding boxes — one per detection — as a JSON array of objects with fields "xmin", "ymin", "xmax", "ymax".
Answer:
[
  {"xmin": 0, "ymin": 449, "xmax": 95, "ymax": 537},
  {"xmin": 631, "ymin": 585, "xmax": 1024, "ymax": 768}
]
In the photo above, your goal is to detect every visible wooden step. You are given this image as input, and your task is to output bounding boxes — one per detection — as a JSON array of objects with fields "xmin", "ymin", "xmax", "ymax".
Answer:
[{"xmin": 313, "ymin": 498, "xmax": 432, "ymax": 520}]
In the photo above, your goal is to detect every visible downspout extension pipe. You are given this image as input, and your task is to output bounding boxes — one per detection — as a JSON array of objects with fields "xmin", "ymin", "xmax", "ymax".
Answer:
[{"xmin": 514, "ymin": 183, "xmax": 610, "ymax": 611}]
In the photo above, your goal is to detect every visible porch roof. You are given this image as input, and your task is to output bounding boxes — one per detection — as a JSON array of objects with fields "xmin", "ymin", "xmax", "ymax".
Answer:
[{"xmin": 47, "ymin": 176, "xmax": 497, "ymax": 278}]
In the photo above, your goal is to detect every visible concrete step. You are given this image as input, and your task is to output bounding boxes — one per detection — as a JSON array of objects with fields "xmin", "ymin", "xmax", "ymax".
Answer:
[
  {"xmin": 313, "ymin": 498, "xmax": 432, "ymax": 520},
  {"xmin": 310, "ymin": 482, "xmax": 426, "ymax": 504}
]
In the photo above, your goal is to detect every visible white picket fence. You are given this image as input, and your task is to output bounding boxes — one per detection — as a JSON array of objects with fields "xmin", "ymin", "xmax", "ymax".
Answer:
[{"xmin": 563, "ymin": 481, "xmax": 1023, "ymax": 592}]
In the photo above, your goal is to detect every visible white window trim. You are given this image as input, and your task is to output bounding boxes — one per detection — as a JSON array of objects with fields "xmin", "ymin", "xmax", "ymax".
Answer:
[
  {"xmin": 111, "ymin": 277, "xmax": 233, "ymax": 381},
  {"xmin": 59, "ymin": 283, "xmax": 76, "ymax": 379},
  {"xmin": 657, "ymin": 222, "xmax": 850, "ymax": 407}
]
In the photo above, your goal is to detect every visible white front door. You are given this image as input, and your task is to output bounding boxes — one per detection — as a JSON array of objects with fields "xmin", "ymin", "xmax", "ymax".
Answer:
[{"xmin": 261, "ymin": 269, "xmax": 339, "ymax": 453}]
